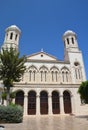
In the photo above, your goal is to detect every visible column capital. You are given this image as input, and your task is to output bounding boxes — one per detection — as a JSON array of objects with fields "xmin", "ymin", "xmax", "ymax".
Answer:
[
  {"xmin": 60, "ymin": 95, "xmax": 63, "ymax": 97},
  {"xmin": 36, "ymin": 94, "xmax": 40, "ymax": 97},
  {"xmin": 24, "ymin": 94, "xmax": 28, "ymax": 97},
  {"xmin": 48, "ymin": 94, "xmax": 52, "ymax": 97}
]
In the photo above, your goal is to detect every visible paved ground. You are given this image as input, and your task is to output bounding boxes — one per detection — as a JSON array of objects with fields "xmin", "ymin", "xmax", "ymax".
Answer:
[{"xmin": 1, "ymin": 115, "xmax": 88, "ymax": 130}]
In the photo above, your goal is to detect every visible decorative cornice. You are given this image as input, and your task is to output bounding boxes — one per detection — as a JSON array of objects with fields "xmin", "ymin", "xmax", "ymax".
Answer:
[
  {"xmin": 26, "ymin": 59, "xmax": 70, "ymax": 64},
  {"xmin": 14, "ymin": 83, "xmax": 80, "ymax": 88}
]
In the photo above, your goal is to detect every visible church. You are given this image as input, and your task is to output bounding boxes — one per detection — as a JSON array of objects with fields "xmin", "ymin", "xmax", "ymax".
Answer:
[{"xmin": 0, "ymin": 25, "xmax": 88, "ymax": 116}]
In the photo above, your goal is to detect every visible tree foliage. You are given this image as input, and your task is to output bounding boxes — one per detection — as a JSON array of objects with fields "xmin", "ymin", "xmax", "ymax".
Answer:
[
  {"xmin": 0, "ymin": 48, "xmax": 26, "ymax": 105},
  {"xmin": 78, "ymin": 80, "xmax": 88, "ymax": 104},
  {"xmin": 2, "ymin": 91, "xmax": 16, "ymax": 102},
  {"xmin": 0, "ymin": 105, "xmax": 23, "ymax": 123}
]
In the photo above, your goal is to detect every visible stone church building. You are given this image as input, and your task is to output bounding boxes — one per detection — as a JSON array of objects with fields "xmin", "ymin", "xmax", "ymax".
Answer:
[{"xmin": 0, "ymin": 25, "xmax": 87, "ymax": 116}]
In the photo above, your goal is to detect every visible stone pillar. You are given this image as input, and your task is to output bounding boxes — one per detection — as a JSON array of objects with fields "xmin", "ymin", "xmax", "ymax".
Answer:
[
  {"xmin": 48, "ymin": 94, "xmax": 53, "ymax": 115},
  {"xmin": 12, "ymin": 98, "xmax": 15, "ymax": 104},
  {"xmin": 36, "ymin": 94, "xmax": 40, "ymax": 115},
  {"xmin": 71, "ymin": 95, "xmax": 75, "ymax": 114},
  {"xmin": 24, "ymin": 94, "xmax": 28, "ymax": 115},
  {"xmin": 60, "ymin": 94, "xmax": 64, "ymax": 114}
]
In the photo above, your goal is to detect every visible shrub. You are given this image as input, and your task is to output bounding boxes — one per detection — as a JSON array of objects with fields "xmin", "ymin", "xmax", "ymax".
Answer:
[
  {"xmin": 0, "ymin": 105, "xmax": 23, "ymax": 123},
  {"xmin": 78, "ymin": 80, "xmax": 88, "ymax": 104}
]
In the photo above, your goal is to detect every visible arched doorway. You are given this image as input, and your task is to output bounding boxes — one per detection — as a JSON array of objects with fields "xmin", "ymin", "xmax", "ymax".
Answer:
[
  {"xmin": 40, "ymin": 91, "xmax": 48, "ymax": 114},
  {"xmin": 63, "ymin": 91, "xmax": 72, "ymax": 114},
  {"xmin": 52, "ymin": 91, "xmax": 60, "ymax": 114},
  {"xmin": 28, "ymin": 91, "xmax": 36, "ymax": 115},
  {"xmin": 15, "ymin": 91, "xmax": 24, "ymax": 106}
]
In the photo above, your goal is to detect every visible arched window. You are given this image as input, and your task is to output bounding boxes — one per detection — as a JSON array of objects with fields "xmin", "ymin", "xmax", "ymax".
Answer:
[
  {"xmin": 45, "ymin": 71, "xmax": 47, "ymax": 82},
  {"xmin": 62, "ymin": 71, "xmax": 64, "ymax": 82},
  {"xmin": 51, "ymin": 71, "xmax": 54, "ymax": 81},
  {"xmin": 28, "ymin": 91, "xmax": 36, "ymax": 115},
  {"xmin": 67, "ymin": 38, "xmax": 69, "ymax": 45},
  {"xmin": 33, "ymin": 71, "xmax": 36, "ymax": 81},
  {"xmin": 28, "ymin": 65, "xmax": 37, "ymax": 82},
  {"xmin": 61, "ymin": 67, "xmax": 70, "ymax": 83},
  {"xmin": 52, "ymin": 91, "xmax": 60, "ymax": 114},
  {"xmin": 55, "ymin": 71, "xmax": 58, "ymax": 82},
  {"xmin": 40, "ymin": 71, "xmax": 47, "ymax": 82},
  {"xmin": 10, "ymin": 32, "xmax": 13, "ymax": 40},
  {"xmin": 41, "ymin": 71, "xmax": 43, "ymax": 81},
  {"xmin": 66, "ymin": 71, "xmax": 68, "ymax": 82},
  {"xmin": 72, "ymin": 37, "xmax": 74, "ymax": 44},
  {"xmin": 75, "ymin": 69, "xmax": 77, "ymax": 79},
  {"xmin": 50, "ymin": 66, "xmax": 59, "ymax": 82},
  {"xmin": 78, "ymin": 69, "xmax": 81, "ymax": 79},
  {"xmin": 29, "ymin": 70, "xmax": 32, "ymax": 81},
  {"xmin": 40, "ymin": 91, "xmax": 48, "ymax": 114},
  {"xmin": 74, "ymin": 62, "xmax": 82, "ymax": 80},
  {"xmin": 15, "ymin": 91, "xmax": 24, "ymax": 106},
  {"xmin": 15, "ymin": 34, "xmax": 18, "ymax": 41},
  {"xmin": 63, "ymin": 91, "xmax": 72, "ymax": 113},
  {"xmin": 39, "ymin": 66, "xmax": 48, "ymax": 82}
]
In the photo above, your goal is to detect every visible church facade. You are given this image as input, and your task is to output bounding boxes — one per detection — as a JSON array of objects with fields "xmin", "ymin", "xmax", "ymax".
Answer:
[{"xmin": 0, "ymin": 25, "xmax": 88, "ymax": 116}]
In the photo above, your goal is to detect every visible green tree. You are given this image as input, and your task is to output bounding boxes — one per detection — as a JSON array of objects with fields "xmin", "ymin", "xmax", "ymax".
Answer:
[
  {"xmin": 2, "ymin": 91, "xmax": 16, "ymax": 104},
  {"xmin": 78, "ymin": 80, "xmax": 88, "ymax": 104},
  {"xmin": 0, "ymin": 48, "xmax": 26, "ymax": 105}
]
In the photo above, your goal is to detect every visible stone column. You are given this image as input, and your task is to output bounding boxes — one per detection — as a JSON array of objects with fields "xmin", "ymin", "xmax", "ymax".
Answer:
[
  {"xmin": 71, "ymin": 95, "xmax": 75, "ymax": 114},
  {"xmin": 48, "ymin": 94, "xmax": 53, "ymax": 115},
  {"xmin": 60, "ymin": 94, "xmax": 64, "ymax": 114},
  {"xmin": 12, "ymin": 98, "xmax": 15, "ymax": 104},
  {"xmin": 36, "ymin": 94, "xmax": 40, "ymax": 115},
  {"xmin": 24, "ymin": 94, "xmax": 28, "ymax": 116}
]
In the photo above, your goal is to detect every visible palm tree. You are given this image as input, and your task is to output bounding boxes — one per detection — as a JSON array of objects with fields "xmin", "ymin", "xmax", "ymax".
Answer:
[
  {"xmin": 78, "ymin": 80, "xmax": 88, "ymax": 104},
  {"xmin": 0, "ymin": 48, "xmax": 26, "ymax": 105}
]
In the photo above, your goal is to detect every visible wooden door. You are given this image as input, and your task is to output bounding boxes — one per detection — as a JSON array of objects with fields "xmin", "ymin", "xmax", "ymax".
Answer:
[
  {"xmin": 52, "ymin": 91, "xmax": 60, "ymax": 114},
  {"xmin": 40, "ymin": 91, "xmax": 48, "ymax": 114},
  {"xmin": 15, "ymin": 91, "xmax": 24, "ymax": 106},
  {"xmin": 63, "ymin": 91, "xmax": 72, "ymax": 114},
  {"xmin": 28, "ymin": 91, "xmax": 36, "ymax": 115}
]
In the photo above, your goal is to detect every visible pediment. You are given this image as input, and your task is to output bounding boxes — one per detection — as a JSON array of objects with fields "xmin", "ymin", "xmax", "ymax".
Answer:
[{"xmin": 27, "ymin": 51, "xmax": 58, "ymax": 61}]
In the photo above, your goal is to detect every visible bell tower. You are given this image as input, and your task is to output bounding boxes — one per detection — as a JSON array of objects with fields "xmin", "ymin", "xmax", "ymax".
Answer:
[
  {"xmin": 63, "ymin": 30, "xmax": 80, "ymax": 61},
  {"xmin": 2, "ymin": 25, "xmax": 21, "ymax": 51},
  {"xmin": 62, "ymin": 30, "xmax": 86, "ymax": 82}
]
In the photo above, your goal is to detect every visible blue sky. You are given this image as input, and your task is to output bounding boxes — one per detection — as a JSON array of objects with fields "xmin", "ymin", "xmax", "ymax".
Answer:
[{"xmin": 0, "ymin": 0, "xmax": 88, "ymax": 79}]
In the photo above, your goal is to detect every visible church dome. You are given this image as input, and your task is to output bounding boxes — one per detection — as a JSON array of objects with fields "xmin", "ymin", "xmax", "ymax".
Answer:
[
  {"xmin": 5, "ymin": 25, "xmax": 21, "ymax": 34},
  {"xmin": 63, "ymin": 30, "xmax": 76, "ymax": 37},
  {"xmin": 62, "ymin": 30, "xmax": 77, "ymax": 40}
]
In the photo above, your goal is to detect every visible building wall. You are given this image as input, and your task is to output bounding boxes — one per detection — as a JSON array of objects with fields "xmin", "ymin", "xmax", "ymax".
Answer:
[
  {"xmin": 12, "ymin": 84, "xmax": 88, "ymax": 116},
  {"xmin": 1, "ymin": 25, "xmax": 87, "ymax": 116},
  {"xmin": 12, "ymin": 55, "xmax": 86, "ymax": 116}
]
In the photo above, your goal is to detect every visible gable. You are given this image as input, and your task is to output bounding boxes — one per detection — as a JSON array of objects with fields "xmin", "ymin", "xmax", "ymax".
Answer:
[{"xmin": 27, "ymin": 51, "xmax": 58, "ymax": 61}]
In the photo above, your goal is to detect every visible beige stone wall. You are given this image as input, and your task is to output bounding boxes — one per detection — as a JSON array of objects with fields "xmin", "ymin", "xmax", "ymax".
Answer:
[
  {"xmin": 12, "ymin": 84, "xmax": 86, "ymax": 116},
  {"xmin": 19, "ymin": 61, "xmax": 84, "ymax": 85}
]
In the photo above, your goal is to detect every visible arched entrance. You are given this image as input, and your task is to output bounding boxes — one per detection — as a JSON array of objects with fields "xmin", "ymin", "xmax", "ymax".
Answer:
[
  {"xmin": 63, "ymin": 91, "xmax": 72, "ymax": 114},
  {"xmin": 28, "ymin": 91, "xmax": 36, "ymax": 115},
  {"xmin": 15, "ymin": 91, "xmax": 24, "ymax": 106},
  {"xmin": 40, "ymin": 91, "xmax": 48, "ymax": 114},
  {"xmin": 52, "ymin": 91, "xmax": 60, "ymax": 114}
]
